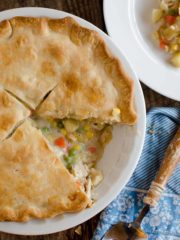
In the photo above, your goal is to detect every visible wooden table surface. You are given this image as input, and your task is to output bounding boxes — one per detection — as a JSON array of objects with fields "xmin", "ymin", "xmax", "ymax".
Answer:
[{"xmin": 0, "ymin": 0, "xmax": 179, "ymax": 239}]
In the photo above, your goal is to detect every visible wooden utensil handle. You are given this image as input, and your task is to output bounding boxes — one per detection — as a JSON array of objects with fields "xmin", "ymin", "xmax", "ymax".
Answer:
[{"xmin": 144, "ymin": 127, "xmax": 180, "ymax": 207}]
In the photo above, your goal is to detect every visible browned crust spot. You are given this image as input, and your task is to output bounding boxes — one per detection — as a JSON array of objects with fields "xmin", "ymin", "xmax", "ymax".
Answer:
[{"xmin": 0, "ymin": 20, "xmax": 12, "ymax": 38}]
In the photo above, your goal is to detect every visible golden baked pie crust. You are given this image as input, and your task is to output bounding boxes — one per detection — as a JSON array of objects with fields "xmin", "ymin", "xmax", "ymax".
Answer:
[
  {"xmin": 0, "ymin": 16, "xmax": 136, "ymax": 123},
  {"xmin": 0, "ymin": 120, "xmax": 89, "ymax": 221},
  {"xmin": 0, "ymin": 16, "xmax": 137, "ymax": 221}
]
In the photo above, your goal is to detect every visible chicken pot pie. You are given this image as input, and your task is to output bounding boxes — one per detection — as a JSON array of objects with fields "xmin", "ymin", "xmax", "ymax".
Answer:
[{"xmin": 0, "ymin": 16, "xmax": 137, "ymax": 222}]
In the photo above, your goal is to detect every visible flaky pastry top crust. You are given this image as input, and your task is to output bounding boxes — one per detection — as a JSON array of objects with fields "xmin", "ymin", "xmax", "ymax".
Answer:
[
  {"xmin": 0, "ymin": 16, "xmax": 136, "ymax": 123},
  {"xmin": 0, "ymin": 120, "xmax": 89, "ymax": 221}
]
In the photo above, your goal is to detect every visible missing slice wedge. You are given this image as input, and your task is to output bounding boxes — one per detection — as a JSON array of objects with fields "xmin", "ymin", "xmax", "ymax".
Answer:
[{"xmin": 32, "ymin": 116, "xmax": 112, "ymax": 201}]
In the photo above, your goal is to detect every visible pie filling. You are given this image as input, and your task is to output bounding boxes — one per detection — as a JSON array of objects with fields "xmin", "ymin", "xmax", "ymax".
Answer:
[{"xmin": 32, "ymin": 116, "xmax": 112, "ymax": 201}]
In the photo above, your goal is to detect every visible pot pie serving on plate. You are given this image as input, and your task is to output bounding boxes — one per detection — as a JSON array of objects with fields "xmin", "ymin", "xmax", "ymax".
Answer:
[{"xmin": 0, "ymin": 16, "xmax": 137, "ymax": 222}]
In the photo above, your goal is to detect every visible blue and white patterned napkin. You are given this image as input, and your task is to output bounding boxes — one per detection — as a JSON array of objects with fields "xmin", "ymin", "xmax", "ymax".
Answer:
[{"xmin": 93, "ymin": 108, "xmax": 180, "ymax": 240}]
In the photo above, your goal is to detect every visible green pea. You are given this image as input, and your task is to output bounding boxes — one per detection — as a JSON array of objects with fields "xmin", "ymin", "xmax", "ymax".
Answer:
[
  {"xmin": 69, "ymin": 148, "xmax": 77, "ymax": 157},
  {"xmin": 64, "ymin": 155, "xmax": 77, "ymax": 169},
  {"xmin": 41, "ymin": 127, "xmax": 50, "ymax": 133},
  {"xmin": 64, "ymin": 156, "xmax": 71, "ymax": 162}
]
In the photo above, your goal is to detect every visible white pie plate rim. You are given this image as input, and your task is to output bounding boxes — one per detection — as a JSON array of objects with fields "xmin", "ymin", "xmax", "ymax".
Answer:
[
  {"xmin": 103, "ymin": 0, "xmax": 180, "ymax": 101},
  {"xmin": 0, "ymin": 7, "xmax": 146, "ymax": 235}
]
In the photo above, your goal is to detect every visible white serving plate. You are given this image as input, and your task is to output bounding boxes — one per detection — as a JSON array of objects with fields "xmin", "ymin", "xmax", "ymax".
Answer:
[
  {"xmin": 104, "ymin": 0, "xmax": 180, "ymax": 101},
  {"xmin": 0, "ymin": 7, "xmax": 146, "ymax": 235}
]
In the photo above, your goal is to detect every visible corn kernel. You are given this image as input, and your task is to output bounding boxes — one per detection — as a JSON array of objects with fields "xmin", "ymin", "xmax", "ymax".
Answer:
[
  {"xmin": 74, "ymin": 132, "xmax": 83, "ymax": 142},
  {"xmin": 171, "ymin": 52, "xmax": 180, "ymax": 67},
  {"xmin": 170, "ymin": 44, "xmax": 178, "ymax": 52},
  {"xmin": 73, "ymin": 144, "xmax": 81, "ymax": 151},
  {"xmin": 50, "ymin": 120, "xmax": 57, "ymax": 128},
  {"xmin": 86, "ymin": 131, "xmax": 94, "ymax": 139},
  {"xmin": 83, "ymin": 124, "xmax": 91, "ymax": 131},
  {"xmin": 112, "ymin": 108, "xmax": 121, "ymax": 117},
  {"xmin": 61, "ymin": 128, "xmax": 67, "ymax": 136}
]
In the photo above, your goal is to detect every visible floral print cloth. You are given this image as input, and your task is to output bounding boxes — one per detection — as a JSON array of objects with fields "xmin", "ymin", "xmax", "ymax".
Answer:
[{"xmin": 93, "ymin": 108, "xmax": 180, "ymax": 240}]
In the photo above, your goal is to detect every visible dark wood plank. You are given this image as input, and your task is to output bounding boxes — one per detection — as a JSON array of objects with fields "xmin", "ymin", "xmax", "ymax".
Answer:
[{"xmin": 0, "ymin": 1, "xmax": 179, "ymax": 240}]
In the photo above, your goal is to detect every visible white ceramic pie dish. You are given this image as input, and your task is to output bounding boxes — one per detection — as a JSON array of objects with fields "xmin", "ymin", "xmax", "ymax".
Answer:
[
  {"xmin": 104, "ymin": 0, "xmax": 180, "ymax": 101},
  {"xmin": 0, "ymin": 7, "xmax": 146, "ymax": 235}
]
